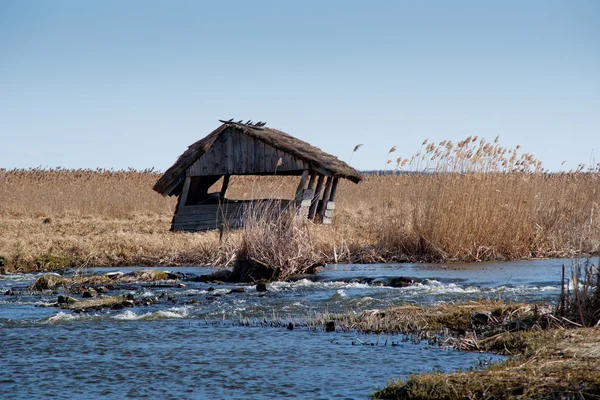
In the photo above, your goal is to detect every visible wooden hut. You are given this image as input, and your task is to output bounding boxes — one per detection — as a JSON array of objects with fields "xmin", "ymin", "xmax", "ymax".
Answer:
[{"xmin": 153, "ymin": 120, "xmax": 362, "ymax": 231}]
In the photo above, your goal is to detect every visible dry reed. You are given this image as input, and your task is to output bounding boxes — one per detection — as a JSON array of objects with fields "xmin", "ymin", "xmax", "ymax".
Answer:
[{"xmin": 1, "ymin": 137, "xmax": 599, "ymax": 272}]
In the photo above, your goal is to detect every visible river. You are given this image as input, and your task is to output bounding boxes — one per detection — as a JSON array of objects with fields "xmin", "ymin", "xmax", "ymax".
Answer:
[{"xmin": 0, "ymin": 258, "xmax": 570, "ymax": 399}]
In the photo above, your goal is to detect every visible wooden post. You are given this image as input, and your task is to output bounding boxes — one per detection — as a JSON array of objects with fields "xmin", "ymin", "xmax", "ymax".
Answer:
[
  {"xmin": 295, "ymin": 169, "xmax": 309, "ymax": 205},
  {"xmin": 308, "ymin": 174, "xmax": 324, "ymax": 220},
  {"xmin": 328, "ymin": 177, "xmax": 339, "ymax": 202},
  {"xmin": 317, "ymin": 176, "xmax": 334, "ymax": 220},
  {"xmin": 220, "ymin": 175, "xmax": 230, "ymax": 201},
  {"xmin": 177, "ymin": 176, "xmax": 192, "ymax": 212},
  {"xmin": 322, "ymin": 176, "xmax": 339, "ymax": 224},
  {"xmin": 307, "ymin": 171, "xmax": 317, "ymax": 190}
]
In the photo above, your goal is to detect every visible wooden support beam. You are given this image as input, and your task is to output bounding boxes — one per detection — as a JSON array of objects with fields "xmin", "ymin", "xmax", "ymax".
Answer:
[
  {"xmin": 295, "ymin": 169, "xmax": 309, "ymax": 205},
  {"xmin": 317, "ymin": 176, "xmax": 334, "ymax": 220},
  {"xmin": 220, "ymin": 175, "xmax": 230, "ymax": 201},
  {"xmin": 307, "ymin": 171, "xmax": 317, "ymax": 190},
  {"xmin": 177, "ymin": 176, "xmax": 192, "ymax": 212},
  {"xmin": 308, "ymin": 174, "xmax": 324, "ymax": 220},
  {"xmin": 328, "ymin": 177, "xmax": 340, "ymax": 202}
]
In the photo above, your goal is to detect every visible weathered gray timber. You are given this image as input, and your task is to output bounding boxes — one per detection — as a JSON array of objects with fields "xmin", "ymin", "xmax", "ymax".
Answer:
[{"xmin": 154, "ymin": 120, "xmax": 362, "ymax": 231}]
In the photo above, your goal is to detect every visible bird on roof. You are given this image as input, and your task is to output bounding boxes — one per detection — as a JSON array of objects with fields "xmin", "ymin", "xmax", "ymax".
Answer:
[
  {"xmin": 227, "ymin": 118, "xmax": 234, "ymax": 122},
  {"xmin": 237, "ymin": 120, "xmax": 243, "ymax": 123},
  {"xmin": 246, "ymin": 120, "xmax": 252, "ymax": 124},
  {"xmin": 254, "ymin": 121, "xmax": 263, "ymax": 126}
]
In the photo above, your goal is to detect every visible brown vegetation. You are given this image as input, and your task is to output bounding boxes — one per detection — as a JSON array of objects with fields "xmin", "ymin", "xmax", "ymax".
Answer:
[
  {"xmin": 0, "ymin": 137, "xmax": 599, "ymax": 273},
  {"xmin": 372, "ymin": 328, "xmax": 600, "ymax": 400}
]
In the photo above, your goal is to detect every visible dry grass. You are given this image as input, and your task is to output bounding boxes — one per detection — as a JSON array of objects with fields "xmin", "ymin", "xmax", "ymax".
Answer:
[
  {"xmin": 1, "ymin": 138, "xmax": 599, "ymax": 273},
  {"xmin": 558, "ymin": 258, "xmax": 600, "ymax": 327},
  {"xmin": 372, "ymin": 328, "xmax": 600, "ymax": 399},
  {"xmin": 231, "ymin": 202, "xmax": 326, "ymax": 282}
]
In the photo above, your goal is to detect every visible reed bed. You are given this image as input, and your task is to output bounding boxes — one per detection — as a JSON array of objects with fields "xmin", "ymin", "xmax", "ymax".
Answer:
[
  {"xmin": 558, "ymin": 257, "xmax": 600, "ymax": 327},
  {"xmin": 1, "ymin": 137, "xmax": 599, "ymax": 272}
]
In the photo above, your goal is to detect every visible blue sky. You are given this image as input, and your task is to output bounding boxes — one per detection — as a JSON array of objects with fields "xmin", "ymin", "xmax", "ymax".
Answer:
[{"xmin": 1, "ymin": 1, "xmax": 598, "ymax": 172}]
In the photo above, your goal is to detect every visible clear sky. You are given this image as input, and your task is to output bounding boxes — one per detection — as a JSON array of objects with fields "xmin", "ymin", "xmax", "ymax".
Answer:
[{"xmin": 1, "ymin": 1, "xmax": 599, "ymax": 172}]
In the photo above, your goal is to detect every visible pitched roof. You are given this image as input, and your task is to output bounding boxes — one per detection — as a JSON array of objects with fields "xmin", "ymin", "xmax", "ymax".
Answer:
[{"xmin": 153, "ymin": 121, "xmax": 362, "ymax": 196}]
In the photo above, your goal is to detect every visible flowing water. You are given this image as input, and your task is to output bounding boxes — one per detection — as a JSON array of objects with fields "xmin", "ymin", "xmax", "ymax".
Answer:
[{"xmin": 0, "ymin": 259, "xmax": 570, "ymax": 399}]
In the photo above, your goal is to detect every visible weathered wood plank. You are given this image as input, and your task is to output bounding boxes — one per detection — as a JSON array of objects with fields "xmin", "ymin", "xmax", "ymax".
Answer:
[
  {"xmin": 294, "ymin": 169, "xmax": 309, "ymax": 205},
  {"xmin": 328, "ymin": 177, "xmax": 339, "ymax": 202},
  {"xmin": 178, "ymin": 177, "xmax": 192, "ymax": 210},
  {"xmin": 177, "ymin": 204, "xmax": 220, "ymax": 215},
  {"xmin": 259, "ymin": 140, "xmax": 267, "ymax": 172},
  {"xmin": 317, "ymin": 176, "xmax": 334, "ymax": 220},
  {"xmin": 245, "ymin": 133, "xmax": 254, "ymax": 174},
  {"xmin": 309, "ymin": 174, "xmax": 324, "ymax": 220}
]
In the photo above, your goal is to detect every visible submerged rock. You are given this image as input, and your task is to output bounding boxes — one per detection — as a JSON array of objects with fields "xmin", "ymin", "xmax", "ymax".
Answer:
[
  {"xmin": 256, "ymin": 283, "xmax": 268, "ymax": 292},
  {"xmin": 131, "ymin": 270, "xmax": 170, "ymax": 281},
  {"xmin": 82, "ymin": 289, "xmax": 98, "ymax": 298},
  {"xmin": 192, "ymin": 269, "xmax": 232, "ymax": 283},
  {"xmin": 31, "ymin": 273, "xmax": 65, "ymax": 291},
  {"xmin": 229, "ymin": 287, "xmax": 245, "ymax": 294},
  {"xmin": 57, "ymin": 295, "xmax": 78, "ymax": 305},
  {"xmin": 166, "ymin": 271, "xmax": 185, "ymax": 280},
  {"xmin": 106, "ymin": 271, "xmax": 125, "ymax": 280},
  {"xmin": 4, "ymin": 288, "xmax": 15, "ymax": 296},
  {"xmin": 325, "ymin": 321, "xmax": 336, "ymax": 332},
  {"xmin": 390, "ymin": 277, "xmax": 416, "ymax": 288}
]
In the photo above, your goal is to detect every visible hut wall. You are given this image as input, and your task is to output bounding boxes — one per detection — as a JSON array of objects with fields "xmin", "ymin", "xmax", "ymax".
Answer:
[
  {"xmin": 172, "ymin": 200, "xmax": 294, "ymax": 232},
  {"xmin": 187, "ymin": 129, "xmax": 309, "ymax": 176}
]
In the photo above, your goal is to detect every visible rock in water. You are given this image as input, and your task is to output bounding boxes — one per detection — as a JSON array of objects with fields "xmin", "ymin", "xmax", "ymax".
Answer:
[
  {"xmin": 82, "ymin": 289, "xmax": 98, "ymax": 298},
  {"xmin": 325, "ymin": 321, "xmax": 335, "ymax": 332},
  {"xmin": 256, "ymin": 283, "xmax": 268, "ymax": 292},
  {"xmin": 390, "ymin": 277, "xmax": 415, "ymax": 288},
  {"xmin": 31, "ymin": 273, "xmax": 65, "ymax": 291},
  {"xmin": 57, "ymin": 295, "xmax": 78, "ymax": 305}
]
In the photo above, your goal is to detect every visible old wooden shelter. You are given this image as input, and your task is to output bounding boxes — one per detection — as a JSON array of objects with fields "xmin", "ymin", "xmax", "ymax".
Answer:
[{"xmin": 153, "ymin": 120, "xmax": 362, "ymax": 231}]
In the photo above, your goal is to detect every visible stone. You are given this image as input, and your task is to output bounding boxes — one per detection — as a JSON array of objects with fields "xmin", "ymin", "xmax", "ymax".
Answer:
[
  {"xmin": 82, "ymin": 289, "xmax": 98, "ymax": 298},
  {"xmin": 96, "ymin": 286, "xmax": 109, "ymax": 293},
  {"xmin": 166, "ymin": 271, "xmax": 185, "ymax": 280},
  {"xmin": 325, "ymin": 321, "xmax": 336, "ymax": 332},
  {"xmin": 57, "ymin": 295, "xmax": 78, "ymax": 305},
  {"xmin": 122, "ymin": 300, "xmax": 135, "ymax": 308},
  {"xmin": 4, "ymin": 288, "xmax": 15, "ymax": 296},
  {"xmin": 390, "ymin": 277, "xmax": 415, "ymax": 288},
  {"xmin": 471, "ymin": 311, "xmax": 492, "ymax": 324},
  {"xmin": 106, "ymin": 271, "xmax": 125, "ymax": 280},
  {"xmin": 229, "ymin": 287, "xmax": 245, "ymax": 294},
  {"xmin": 287, "ymin": 322, "xmax": 294, "ymax": 330},
  {"xmin": 111, "ymin": 303, "xmax": 125, "ymax": 310},
  {"xmin": 256, "ymin": 283, "xmax": 268, "ymax": 292},
  {"xmin": 31, "ymin": 273, "xmax": 65, "ymax": 291},
  {"xmin": 194, "ymin": 269, "xmax": 232, "ymax": 283}
]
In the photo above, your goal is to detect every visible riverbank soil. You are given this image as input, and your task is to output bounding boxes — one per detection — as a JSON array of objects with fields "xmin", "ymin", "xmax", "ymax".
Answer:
[{"xmin": 372, "ymin": 327, "xmax": 600, "ymax": 399}]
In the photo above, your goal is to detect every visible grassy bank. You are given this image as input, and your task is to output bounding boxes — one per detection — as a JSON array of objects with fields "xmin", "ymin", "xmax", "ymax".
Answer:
[
  {"xmin": 1, "ymin": 140, "xmax": 599, "ymax": 273},
  {"xmin": 373, "ymin": 328, "xmax": 600, "ymax": 400}
]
